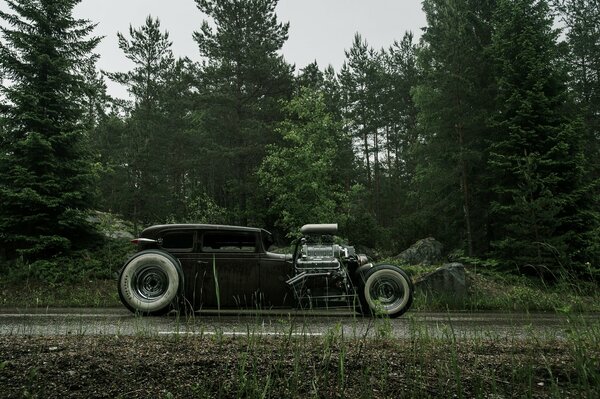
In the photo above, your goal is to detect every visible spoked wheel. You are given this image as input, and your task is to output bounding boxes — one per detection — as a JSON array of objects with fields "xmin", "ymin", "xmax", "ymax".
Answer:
[
  {"xmin": 361, "ymin": 264, "xmax": 413, "ymax": 318},
  {"xmin": 118, "ymin": 251, "xmax": 182, "ymax": 315}
]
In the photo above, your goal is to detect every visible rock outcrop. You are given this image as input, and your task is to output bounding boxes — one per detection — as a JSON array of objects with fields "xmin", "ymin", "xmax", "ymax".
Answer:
[
  {"xmin": 414, "ymin": 262, "xmax": 468, "ymax": 298},
  {"xmin": 395, "ymin": 237, "xmax": 444, "ymax": 265}
]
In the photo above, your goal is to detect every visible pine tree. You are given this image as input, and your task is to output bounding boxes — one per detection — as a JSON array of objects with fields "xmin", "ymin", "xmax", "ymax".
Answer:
[
  {"xmin": 295, "ymin": 61, "xmax": 324, "ymax": 92},
  {"xmin": 339, "ymin": 34, "xmax": 387, "ymax": 219},
  {"xmin": 98, "ymin": 16, "xmax": 200, "ymax": 228},
  {"xmin": 555, "ymin": 0, "xmax": 600, "ymax": 173},
  {"xmin": 338, "ymin": 33, "xmax": 424, "ymax": 250},
  {"xmin": 555, "ymin": 0, "xmax": 600, "ymax": 192},
  {"xmin": 379, "ymin": 32, "xmax": 421, "ymax": 248},
  {"xmin": 384, "ymin": 33, "xmax": 420, "ymax": 182},
  {"xmin": 489, "ymin": 0, "xmax": 590, "ymax": 273},
  {"xmin": 554, "ymin": 0, "xmax": 600, "ymax": 271},
  {"xmin": 0, "ymin": 0, "xmax": 100, "ymax": 260},
  {"xmin": 413, "ymin": 0, "xmax": 496, "ymax": 255},
  {"xmin": 193, "ymin": 0, "xmax": 294, "ymax": 226}
]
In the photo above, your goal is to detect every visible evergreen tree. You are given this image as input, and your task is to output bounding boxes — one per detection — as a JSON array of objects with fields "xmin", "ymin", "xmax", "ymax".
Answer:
[
  {"xmin": 384, "ymin": 33, "xmax": 420, "ymax": 183},
  {"xmin": 489, "ymin": 0, "xmax": 591, "ymax": 273},
  {"xmin": 101, "ymin": 16, "xmax": 196, "ymax": 229},
  {"xmin": 0, "ymin": 0, "xmax": 100, "ymax": 260},
  {"xmin": 91, "ymin": 112, "xmax": 131, "ymax": 217},
  {"xmin": 379, "ymin": 32, "xmax": 421, "ymax": 249},
  {"xmin": 413, "ymin": 0, "xmax": 496, "ymax": 255},
  {"xmin": 555, "ymin": 0, "xmax": 600, "ymax": 175},
  {"xmin": 339, "ymin": 34, "xmax": 385, "ymax": 211},
  {"xmin": 338, "ymin": 33, "xmax": 423, "ymax": 250},
  {"xmin": 193, "ymin": 0, "xmax": 294, "ymax": 226},
  {"xmin": 295, "ymin": 61, "xmax": 324, "ymax": 92},
  {"xmin": 79, "ymin": 55, "xmax": 109, "ymax": 132}
]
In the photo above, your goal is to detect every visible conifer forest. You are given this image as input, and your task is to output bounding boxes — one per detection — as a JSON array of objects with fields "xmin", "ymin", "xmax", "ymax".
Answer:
[{"xmin": 0, "ymin": 0, "xmax": 599, "ymax": 281}]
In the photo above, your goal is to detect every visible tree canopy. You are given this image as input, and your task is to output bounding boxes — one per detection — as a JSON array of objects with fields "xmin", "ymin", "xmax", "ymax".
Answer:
[{"xmin": 1, "ymin": 0, "xmax": 598, "ymax": 278}]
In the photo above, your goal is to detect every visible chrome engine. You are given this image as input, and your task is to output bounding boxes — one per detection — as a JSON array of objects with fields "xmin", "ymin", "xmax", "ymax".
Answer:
[
  {"xmin": 296, "ymin": 242, "xmax": 343, "ymax": 269},
  {"xmin": 287, "ymin": 224, "xmax": 368, "ymax": 307}
]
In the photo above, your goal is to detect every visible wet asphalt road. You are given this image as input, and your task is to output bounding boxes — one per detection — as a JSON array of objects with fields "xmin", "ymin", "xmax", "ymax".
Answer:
[{"xmin": 1, "ymin": 308, "xmax": 598, "ymax": 339}]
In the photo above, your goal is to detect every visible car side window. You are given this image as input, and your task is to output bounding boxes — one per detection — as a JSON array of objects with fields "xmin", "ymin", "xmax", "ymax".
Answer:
[
  {"xmin": 202, "ymin": 231, "xmax": 257, "ymax": 253},
  {"xmin": 160, "ymin": 231, "xmax": 194, "ymax": 251}
]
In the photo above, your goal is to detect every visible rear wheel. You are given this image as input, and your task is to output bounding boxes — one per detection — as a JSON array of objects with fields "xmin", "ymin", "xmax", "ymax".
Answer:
[
  {"xmin": 360, "ymin": 265, "xmax": 413, "ymax": 318},
  {"xmin": 118, "ymin": 251, "xmax": 181, "ymax": 315}
]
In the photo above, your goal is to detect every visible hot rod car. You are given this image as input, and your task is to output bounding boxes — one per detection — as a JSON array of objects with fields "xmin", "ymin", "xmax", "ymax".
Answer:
[{"xmin": 118, "ymin": 223, "xmax": 413, "ymax": 317}]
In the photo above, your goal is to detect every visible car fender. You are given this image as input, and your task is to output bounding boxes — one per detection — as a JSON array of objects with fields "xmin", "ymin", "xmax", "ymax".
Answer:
[{"xmin": 355, "ymin": 263, "xmax": 374, "ymax": 282}]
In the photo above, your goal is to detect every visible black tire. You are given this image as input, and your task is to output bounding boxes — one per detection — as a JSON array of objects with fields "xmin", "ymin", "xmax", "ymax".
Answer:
[
  {"xmin": 118, "ymin": 250, "xmax": 183, "ymax": 316},
  {"xmin": 360, "ymin": 264, "xmax": 413, "ymax": 318}
]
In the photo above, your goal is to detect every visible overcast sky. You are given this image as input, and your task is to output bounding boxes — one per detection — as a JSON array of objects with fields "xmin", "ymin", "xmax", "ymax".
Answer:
[{"xmin": 71, "ymin": 0, "xmax": 427, "ymax": 99}]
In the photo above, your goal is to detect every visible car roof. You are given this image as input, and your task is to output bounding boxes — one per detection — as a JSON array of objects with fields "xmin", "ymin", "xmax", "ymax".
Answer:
[{"xmin": 141, "ymin": 224, "xmax": 268, "ymax": 238}]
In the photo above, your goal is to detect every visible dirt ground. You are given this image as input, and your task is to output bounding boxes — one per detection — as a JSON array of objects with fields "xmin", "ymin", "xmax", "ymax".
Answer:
[{"xmin": 0, "ymin": 335, "xmax": 597, "ymax": 398}]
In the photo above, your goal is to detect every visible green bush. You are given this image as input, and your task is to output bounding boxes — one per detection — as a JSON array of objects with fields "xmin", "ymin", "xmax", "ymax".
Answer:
[{"xmin": 0, "ymin": 238, "xmax": 134, "ymax": 284}]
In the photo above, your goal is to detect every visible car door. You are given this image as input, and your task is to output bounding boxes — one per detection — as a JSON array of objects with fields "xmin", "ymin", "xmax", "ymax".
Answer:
[
  {"xmin": 192, "ymin": 229, "xmax": 261, "ymax": 308},
  {"xmin": 155, "ymin": 229, "xmax": 203, "ymax": 308},
  {"xmin": 259, "ymin": 251, "xmax": 294, "ymax": 308}
]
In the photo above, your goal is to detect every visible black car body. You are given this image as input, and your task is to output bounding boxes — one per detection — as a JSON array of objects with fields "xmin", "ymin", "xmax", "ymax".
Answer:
[{"xmin": 118, "ymin": 223, "xmax": 413, "ymax": 317}]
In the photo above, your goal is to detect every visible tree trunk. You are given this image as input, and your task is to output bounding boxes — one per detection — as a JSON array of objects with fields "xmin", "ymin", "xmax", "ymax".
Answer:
[{"xmin": 457, "ymin": 123, "xmax": 474, "ymax": 257}]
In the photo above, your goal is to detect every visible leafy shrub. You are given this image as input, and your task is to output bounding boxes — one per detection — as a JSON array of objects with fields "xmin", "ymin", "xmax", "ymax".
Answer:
[{"xmin": 1, "ymin": 238, "xmax": 134, "ymax": 284}]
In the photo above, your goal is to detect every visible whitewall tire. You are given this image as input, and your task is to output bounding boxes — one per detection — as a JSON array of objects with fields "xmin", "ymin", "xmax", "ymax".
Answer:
[
  {"xmin": 118, "ymin": 251, "xmax": 181, "ymax": 315},
  {"xmin": 361, "ymin": 265, "xmax": 413, "ymax": 318}
]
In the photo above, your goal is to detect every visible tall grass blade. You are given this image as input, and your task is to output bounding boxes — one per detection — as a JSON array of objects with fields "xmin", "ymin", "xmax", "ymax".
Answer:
[{"xmin": 212, "ymin": 254, "xmax": 220, "ymax": 315}]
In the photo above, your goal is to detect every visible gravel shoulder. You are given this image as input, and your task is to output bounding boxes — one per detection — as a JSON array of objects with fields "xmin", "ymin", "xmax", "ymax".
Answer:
[{"xmin": 1, "ymin": 326, "xmax": 599, "ymax": 398}]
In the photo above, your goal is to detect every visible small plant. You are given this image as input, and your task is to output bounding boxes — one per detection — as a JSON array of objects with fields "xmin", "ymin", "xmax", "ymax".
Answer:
[{"xmin": 371, "ymin": 300, "xmax": 393, "ymax": 339}]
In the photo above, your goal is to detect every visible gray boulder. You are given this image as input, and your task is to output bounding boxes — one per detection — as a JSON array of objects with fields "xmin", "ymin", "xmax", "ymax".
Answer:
[
  {"xmin": 396, "ymin": 237, "xmax": 444, "ymax": 265},
  {"xmin": 414, "ymin": 262, "xmax": 468, "ymax": 298},
  {"xmin": 86, "ymin": 211, "xmax": 134, "ymax": 240}
]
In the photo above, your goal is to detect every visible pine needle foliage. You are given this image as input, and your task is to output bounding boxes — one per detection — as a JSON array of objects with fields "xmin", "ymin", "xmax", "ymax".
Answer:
[
  {"xmin": 488, "ymin": 0, "xmax": 595, "ymax": 274},
  {"xmin": 0, "ymin": 0, "xmax": 100, "ymax": 260}
]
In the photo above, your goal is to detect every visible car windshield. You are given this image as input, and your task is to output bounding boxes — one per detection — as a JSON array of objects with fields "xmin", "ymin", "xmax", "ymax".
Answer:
[{"xmin": 262, "ymin": 231, "xmax": 274, "ymax": 251}]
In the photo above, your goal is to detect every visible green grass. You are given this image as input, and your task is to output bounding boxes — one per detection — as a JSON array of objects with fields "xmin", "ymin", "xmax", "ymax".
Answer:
[
  {"xmin": 1, "ymin": 261, "xmax": 599, "ymax": 312},
  {"xmin": 388, "ymin": 261, "xmax": 600, "ymax": 313}
]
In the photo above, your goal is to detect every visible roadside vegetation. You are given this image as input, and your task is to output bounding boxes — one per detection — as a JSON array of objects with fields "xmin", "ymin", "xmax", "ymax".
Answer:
[
  {"xmin": 0, "ymin": 238, "xmax": 129, "ymax": 308},
  {"xmin": 1, "ymin": 314, "xmax": 598, "ymax": 398},
  {"xmin": 3, "ymin": 251, "xmax": 599, "ymax": 313},
  {"xmin": 415, "ymin": 269, "xmax": 600, "ymax": 313}
]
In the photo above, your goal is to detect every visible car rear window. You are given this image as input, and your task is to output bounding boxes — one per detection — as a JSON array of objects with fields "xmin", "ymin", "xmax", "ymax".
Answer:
[
  {"xmin": 202, "ymin": 231, "xmax": 257, "ymax": 253},
  {"xmin": 161, "ymin": 231, "xmax": 194, "ymax": 250}
]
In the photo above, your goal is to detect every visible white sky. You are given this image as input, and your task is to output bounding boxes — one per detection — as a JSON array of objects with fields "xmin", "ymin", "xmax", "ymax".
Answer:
[{"xmin": 32, "ymin": 0, "xmax": 427, "ymax": 99}]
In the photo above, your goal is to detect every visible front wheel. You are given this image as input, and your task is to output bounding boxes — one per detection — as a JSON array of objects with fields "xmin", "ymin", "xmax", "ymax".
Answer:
[
  {"xmin": 360, "ymin": 265, "xmax": 413, "ymax": 318},
  {"xmin": 118, "ymin": 251, "xmax": 182, "ymax": 315}
]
